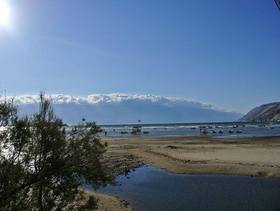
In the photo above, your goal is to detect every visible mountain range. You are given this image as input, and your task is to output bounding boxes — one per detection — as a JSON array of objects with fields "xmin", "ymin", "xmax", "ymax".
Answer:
[
  {"xmin": 240, "ymin": 102, "xmax": 280, "ymax": 122},
  {"xmin": 1, "ymin": 93, "xmax": 242, "ymax": 125}
]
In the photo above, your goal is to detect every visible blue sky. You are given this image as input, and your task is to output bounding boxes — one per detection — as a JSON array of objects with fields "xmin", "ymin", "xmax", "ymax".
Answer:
[{"xmin": 0, "ymin": 0, "xmax": 279, "ymax": 113}]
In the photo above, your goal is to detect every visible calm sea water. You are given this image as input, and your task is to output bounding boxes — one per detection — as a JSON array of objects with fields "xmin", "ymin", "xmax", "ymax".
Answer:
[
  {"xmin": 98, "ymin": 166, "xmax": 280, "ymax": 211},
  {"xmin": 100, "ymin": 122, "xmax": 280, "ymax": 138}
]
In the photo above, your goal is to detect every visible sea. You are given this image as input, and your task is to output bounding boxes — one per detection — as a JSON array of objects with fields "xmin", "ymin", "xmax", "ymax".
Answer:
[{"xmin": 99, "ymin": 122, "xmax": 280, "ymax": 138}]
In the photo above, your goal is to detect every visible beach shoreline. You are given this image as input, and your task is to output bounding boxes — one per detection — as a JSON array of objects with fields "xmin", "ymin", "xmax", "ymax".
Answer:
[
  {"xmin": 104, "ymin": 135, "xmax": 280, "ymax": 179},
  {"xmin": 96, "ymin": 135, "xmax": 280, "ymax": 210}
]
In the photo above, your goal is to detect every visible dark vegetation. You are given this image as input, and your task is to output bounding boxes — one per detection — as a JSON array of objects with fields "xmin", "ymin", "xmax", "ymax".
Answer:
[{"xmin": 0, "ymin": 94, "xmax": 112, "ymax": 210}]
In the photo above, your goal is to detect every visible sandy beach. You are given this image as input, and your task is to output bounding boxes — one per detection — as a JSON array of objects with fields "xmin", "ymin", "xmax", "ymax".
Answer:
[
  {"xmin": 93, "ymin": 193, "xmax": 132, "ymax": 211},
  {"xmin": 95, "ymin": 135, "xmax": 280, "ymax": 210},
  {"xmin": 104, "ymin": 135, "xmax": 280, "ymax": 178}
]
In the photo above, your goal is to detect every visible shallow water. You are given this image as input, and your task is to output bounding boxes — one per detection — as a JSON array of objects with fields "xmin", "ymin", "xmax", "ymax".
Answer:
[{"xmin": 98, "ymin": 166, "xmax": 280, "ymax": 211}]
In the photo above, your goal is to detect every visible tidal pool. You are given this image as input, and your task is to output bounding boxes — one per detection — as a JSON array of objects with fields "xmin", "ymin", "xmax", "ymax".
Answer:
[{"xmin": 98, "ymin": 165, "xmax": 280, "ymax": 211}]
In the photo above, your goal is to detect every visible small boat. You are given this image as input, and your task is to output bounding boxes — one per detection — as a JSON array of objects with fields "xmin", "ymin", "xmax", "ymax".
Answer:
[
  {"xmin": 131, "ymin": 126, "xmax": 142, "ymax": 135},
  {"xmin": 202, "ymin": 130, "xmax": 208, "ymax": 135}
]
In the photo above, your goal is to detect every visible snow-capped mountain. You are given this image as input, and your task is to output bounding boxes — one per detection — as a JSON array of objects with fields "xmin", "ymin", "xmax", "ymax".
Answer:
[{"xmin": 1, "ymin": 93, "xmax": 242, "ymax": 124}]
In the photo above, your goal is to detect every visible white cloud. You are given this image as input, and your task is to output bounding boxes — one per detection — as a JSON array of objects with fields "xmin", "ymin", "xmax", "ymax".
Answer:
[{"xmin": 1, "ymin": 93, "xmax": 211, "ymax": 107}]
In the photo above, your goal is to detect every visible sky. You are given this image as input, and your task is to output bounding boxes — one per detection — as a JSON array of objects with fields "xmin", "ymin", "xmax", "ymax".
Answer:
[{"xmin": 0, "ymin": 0, "xmax": 279, "ymax": 113}]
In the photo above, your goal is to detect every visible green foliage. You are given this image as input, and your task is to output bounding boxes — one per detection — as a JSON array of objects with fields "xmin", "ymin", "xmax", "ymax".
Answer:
[{"xmin": 0, "ymin": 94, "xmax": 112, "ymax": 210}]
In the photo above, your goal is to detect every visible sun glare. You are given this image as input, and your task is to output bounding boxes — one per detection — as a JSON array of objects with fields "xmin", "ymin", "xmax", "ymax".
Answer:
[{"xmin": 0, "ymin": 1, "xmax": 11, "ymax": 28}]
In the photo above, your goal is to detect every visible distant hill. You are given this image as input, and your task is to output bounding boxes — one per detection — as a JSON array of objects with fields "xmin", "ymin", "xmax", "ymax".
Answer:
[
  {"xmin": 1, "ymin": 93, "xmax": 242, "ymax": 125},
  {"xmin": 240, "ymin": 102, "xmax": 280, "ymax": 122}
]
